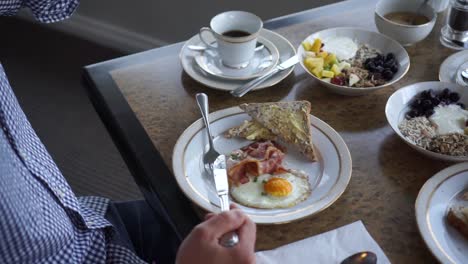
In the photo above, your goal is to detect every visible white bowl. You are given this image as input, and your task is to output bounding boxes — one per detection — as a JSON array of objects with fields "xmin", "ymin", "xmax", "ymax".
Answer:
[
  {"xmin": 385, "ymin": 81, "xmax": 468, "ymax": 162},
  {"xmin": 298, "ymin": 27, "xmax": 410, "ymax": 96},
  {"xmin": 375, "ymin": 0, "xmax": 437, "ymax": 46}
]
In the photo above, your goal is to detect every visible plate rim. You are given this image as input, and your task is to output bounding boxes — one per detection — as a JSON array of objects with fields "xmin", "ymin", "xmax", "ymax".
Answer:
[
  {"xmin": 172, "ymin": 106, "xmax": 352, "ymax": 224},
  {"xmin": 179, "ymin": 28, "xmax": 296, "ymax": 91},
  {"xmin": 439, "ymin": 50, "xmax": 468, "ymax": 84},
  {"xmin": 194, "ymin": 36, "xmax": 280, "ymax": 81},
  {"xmin": 415, "ymin": 162, "xmax": 468, "ymax": 264}
]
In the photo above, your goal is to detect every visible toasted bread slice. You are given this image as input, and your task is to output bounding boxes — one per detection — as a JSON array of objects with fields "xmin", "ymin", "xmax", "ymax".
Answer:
[
  {"xmin": 447, "ymin": 205, "xmax": 468, "ymax": 240},
  {"xmin": 225, "ymin": 120, "xmax": 277, "ymax": 141},
  {"xmin": 239, "ymin": 101, "xmax": 316, "ymax": 161}
]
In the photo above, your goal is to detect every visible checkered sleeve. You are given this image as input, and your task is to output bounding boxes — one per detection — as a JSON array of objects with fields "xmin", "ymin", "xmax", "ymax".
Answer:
[
  {"xmin": 0, "ymin": 0, "xmax": 79, "ymax": 23},
  {"xmin": 23, "ymin": 0, "xmax": 79, "ymax": 23}
]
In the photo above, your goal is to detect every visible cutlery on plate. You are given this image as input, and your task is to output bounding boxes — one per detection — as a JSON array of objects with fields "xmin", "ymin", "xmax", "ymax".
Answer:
[
  {"xmin": 188, "ymin": 43, "xmax": 265, "ymax": 52},
  {"xmin": 230, "ymin": 55, "xmax": 299, "ymax": 97},
  {"xmin": 195, "ymin": 93, "xmax": 239, "ymax": 248},
  {"xmin": 340, "ymin": 251, "xmax": 377, "ymax": 264}
]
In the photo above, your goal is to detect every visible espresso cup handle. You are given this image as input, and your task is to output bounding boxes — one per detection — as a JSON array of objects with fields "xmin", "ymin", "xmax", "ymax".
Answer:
[{"xmin": 199, "ymin": 27, "xmax": 217, "ymax": 49}]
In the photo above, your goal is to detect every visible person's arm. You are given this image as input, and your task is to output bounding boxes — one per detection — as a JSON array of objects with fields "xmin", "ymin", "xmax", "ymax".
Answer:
[
  {"xmin": 176, "ymin": 205, "xmax": 256, "ymax": 264},
  {"xmin": 0, "ymin": 0, "xmax": 79, "ymax": 23}
]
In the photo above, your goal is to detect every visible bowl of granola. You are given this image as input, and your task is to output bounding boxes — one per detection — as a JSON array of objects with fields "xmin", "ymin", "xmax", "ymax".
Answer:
[
  {"xmin": 298, "ymin": 27, "xmax": 410, "ymax": 96},
  {"xmin": 386, "ymin": 81, "xmax": 468, "ymax": 162}
]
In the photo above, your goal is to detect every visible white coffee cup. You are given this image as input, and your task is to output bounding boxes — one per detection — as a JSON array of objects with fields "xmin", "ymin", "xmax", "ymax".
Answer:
[{"xmin": 199, "ymin": 11, "xmax": 263, "ymax": 69}]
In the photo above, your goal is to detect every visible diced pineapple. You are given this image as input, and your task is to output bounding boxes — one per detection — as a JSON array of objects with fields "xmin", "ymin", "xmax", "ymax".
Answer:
[
  {"xmin": 331, "ymin": 64, "xmax": 341, "ymax": 75},
  {"xmin": 311, "ymin": 38, "xmax": 322, "ymax": 53},
  {"xmin": 317, "ymin": 51, "xmax": 328, "ymax": 58},
  {"xmin": 302, "ymin": 42, "xmax": 313, "ymax": 51},
  {"xmin": 304, "ymin": 57, "xmax": 324, "ymax": 70},
  {"xmin": 324, "ymin": 53, "xmax": 337, "ymax": 66},
  {"xmin": 321, "ymin": 70, "xmax": 335, "ymax": 78},
  {"xmin": 311, "ymin": 66, "xmax": 323, "ymax": 78}
]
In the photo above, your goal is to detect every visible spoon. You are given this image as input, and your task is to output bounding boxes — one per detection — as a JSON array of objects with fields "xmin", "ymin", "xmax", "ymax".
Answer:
[
  {"xmin": 188, "ymin": 43, "xmax": 264, "ymax": 52},
  {"xmin": 340, "ymin": 251, "xmax": 377, "ymax": 264}
]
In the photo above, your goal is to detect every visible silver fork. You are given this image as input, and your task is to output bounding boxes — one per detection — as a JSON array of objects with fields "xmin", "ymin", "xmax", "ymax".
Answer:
[
  {"xmin": 195, "ymin": 93, "xmax": 239, "ymax": 248},
  {"xmin": 195, "ymin": 93, "xmax": 220, "ymax": 175}
]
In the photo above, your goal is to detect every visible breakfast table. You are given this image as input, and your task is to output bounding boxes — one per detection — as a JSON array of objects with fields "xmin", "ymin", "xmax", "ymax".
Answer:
[{"xmin": 83, "ymin": 0, "xmax": 460, "ymax": 262}]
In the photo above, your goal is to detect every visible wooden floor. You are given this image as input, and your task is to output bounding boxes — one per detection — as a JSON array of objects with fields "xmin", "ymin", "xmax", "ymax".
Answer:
[{"xmin": 0, "ymin": 17, "xmax": 142, "ymax": 201}]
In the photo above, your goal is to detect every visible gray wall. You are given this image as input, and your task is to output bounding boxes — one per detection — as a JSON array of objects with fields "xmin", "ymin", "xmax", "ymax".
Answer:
[{"xmin": 76, "ymin": 0, "xmax": 343, "ymax": 44}]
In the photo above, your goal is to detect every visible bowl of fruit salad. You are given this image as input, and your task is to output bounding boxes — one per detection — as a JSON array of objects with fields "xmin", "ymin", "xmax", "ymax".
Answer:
[
  {"xmin": 298, "ymin": 27, "xmax": 410, "ymax": 96},
  {"xmin": 386, "ymin": 81, "xmax": 468, "ymax": 162}
]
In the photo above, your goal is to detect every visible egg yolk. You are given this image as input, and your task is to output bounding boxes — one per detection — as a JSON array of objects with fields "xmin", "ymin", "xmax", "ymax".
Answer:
[{"xmin": 264, "ymin": 177, "xmax": 292, "ymax": 197}]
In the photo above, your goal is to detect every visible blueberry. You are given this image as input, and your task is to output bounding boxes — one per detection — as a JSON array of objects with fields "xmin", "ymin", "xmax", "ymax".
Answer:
[
  {"xmin": 431, "ymin": 97, "xmax": 440, "ymax": 106},
  {"xmin": 383, "ymin": 70, "xmax": 394, "ymax": 80},
  {"xmin": 424, "ymin": 108, "xmax": 434, "ymax": 117},
  {"xmin": 449, "ymin": 92, "xmax": 460, "ymax": 102},
  {"xmin": 375, "ymin": 66, "xmax": 384, "ymax": 73},
  {"xmin": 406, "ymin": 109, "xmax": 419, "ymax": 118},
  {"xmin": 422, "ymin": 99, "xmax": 433, "ymax": 109},
  {"xmin": 442, "ymin": 88, "xmax": 450, "ymax": 97},
  {"xmin": 386, "ymin": 53, "xmax": 395, "ymax": 61},
  {"xmin": 457, "ymin": 102, "xmax": 466, "ymax": 109}
]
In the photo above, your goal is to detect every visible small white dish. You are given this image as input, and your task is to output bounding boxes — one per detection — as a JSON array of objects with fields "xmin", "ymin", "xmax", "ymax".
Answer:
[
  {"xmin": 180, "ymin": 29, "xmax": 296, "ymax": 92},
  {"xmin": 172, "ymin": 106, "xmax": 352, "ymax": 224},
  {"xmin": 416, "ymin": 162, "xmax": 468, "ymax": 264},
  {"xmin": 194, "ymin": 36, "xmax": 279, "ymax": 81},
  {"xmin": 385, "ymin": 81, "xmax": 468, "ymax": 162},
  {"xmin": 439, "ymin": 50, "xmax": 468, "ymax": 86},
  {"xmin": 298, "ymin": 27, "xmax": 410, "ymax": 96},
  {"xmin": 375, "ymin": 0, "xmax": 437, "ymax": 46}
]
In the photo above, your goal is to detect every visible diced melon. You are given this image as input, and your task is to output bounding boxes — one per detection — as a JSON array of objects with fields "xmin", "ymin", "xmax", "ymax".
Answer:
[
  {"xmin": 304, "ymin": 57, "xmax": 324, "ymax": 70},
  {"xmin": 302, "ymin": 42, "xmax": 313, "ymax": 51},
  {"xmin": 311, "ymin": 66, "xmax": 323, "ymax": 78},
  {"xmin": 349, "ymin": 73, "xmax": 360, "ymax": 86},
  {"xmin": 324, "ymin": 53, "xmax": 337, "ymax": 66},
  {"xmin": 321, "ymin": 70, "xmax": 335, "ymax": 78},
  {"xmin": 338, "ymin": 61, "xmax": 351, "ymax": 71},
  {"xmin": 304, "ymin": 51, "xmax": 316, "ymax": 58},
  {"xmin": 317, "ymin": 51, "xmax": 328, "ymax": 58},
  {"xmin": 311, "ymin": 38, "xmax": 322, "ymax": 53},
  {"xmin": 331, "ymin": 64, "xmax": 341, "ymax": 75}
]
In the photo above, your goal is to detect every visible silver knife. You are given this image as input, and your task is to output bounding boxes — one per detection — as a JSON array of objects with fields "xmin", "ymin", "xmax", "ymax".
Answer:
[
  {"xmin": 230, "ymin": 55, "xmax": 299, "ymax": 97},
  {"xmin": 213, "ymin": 155, "xmax": 239, "ymax": 247}
]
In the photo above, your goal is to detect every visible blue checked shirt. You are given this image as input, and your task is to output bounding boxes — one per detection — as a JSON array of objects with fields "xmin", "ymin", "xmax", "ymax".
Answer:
[{"xmin": 0, "ymin": 1, "xmax": 146, "ymax": 263}]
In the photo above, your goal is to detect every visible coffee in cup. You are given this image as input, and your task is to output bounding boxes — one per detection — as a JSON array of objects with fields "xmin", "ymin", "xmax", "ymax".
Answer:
[{"xmin": 199, "ymin": 11, "xmax": 263, "ymax": 68}]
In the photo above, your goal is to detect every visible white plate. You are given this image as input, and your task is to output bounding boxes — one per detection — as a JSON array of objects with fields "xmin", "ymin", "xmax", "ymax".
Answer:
[
  {"xmin": 439, "ymin": 50, "xmax": 468, "ymax": 87},
  {"xmin": 298, "ymin": 27, "xmax": 410, "ymax": 96},
  {"xmin": 194, "ymin": 36, "xmax": 280, "ymax": 81},
  {"xmin": 386, "ymin": 81, "xmax": 468, "ymax": 162},
  {"xmin": 416, "ymin": 162, "xmax": 468, "ymax": 264},
  {"xmin": 172, "ymin": 106, "xmax": 352, "ymax": 224},
  {"xmin": 180, "ymin": 29, "xmax": 296, "ymax": 91}
]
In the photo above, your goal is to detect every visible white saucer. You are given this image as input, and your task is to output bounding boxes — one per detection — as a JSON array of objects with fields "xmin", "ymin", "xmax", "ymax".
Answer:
[
  {"xmin": 180, "ymin": 29, "xmax": 296, "ymax": 92},
  {"xmin": 194, "ymin": 36, "xmax": 280, "ymax": 81},
  {"xmin": 439, "ymin": 50, "xmax": 468, "ymax": 86}
]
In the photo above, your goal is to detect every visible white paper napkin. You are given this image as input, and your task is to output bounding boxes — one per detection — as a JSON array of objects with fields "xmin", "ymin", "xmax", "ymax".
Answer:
[{"xmin": 255, "ymin": 221, "xmax": 391, "ymax": 264}]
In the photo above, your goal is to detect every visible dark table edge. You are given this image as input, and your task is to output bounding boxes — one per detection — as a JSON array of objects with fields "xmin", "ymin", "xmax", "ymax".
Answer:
[{"xmin": 82, "ymin": 0, "xmax": 365, "ymax": 241}]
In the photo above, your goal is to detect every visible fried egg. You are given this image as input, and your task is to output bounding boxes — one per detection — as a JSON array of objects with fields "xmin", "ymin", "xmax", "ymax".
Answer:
[{"xmin": 230, "ymin": 172, "xmax": 311, "ymax": 209}]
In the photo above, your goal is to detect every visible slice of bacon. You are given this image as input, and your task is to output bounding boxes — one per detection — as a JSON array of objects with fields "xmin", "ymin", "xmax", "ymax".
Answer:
[{"xmin": 228, "ymin": 141, "xmax": 287, "ymax": 185}]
